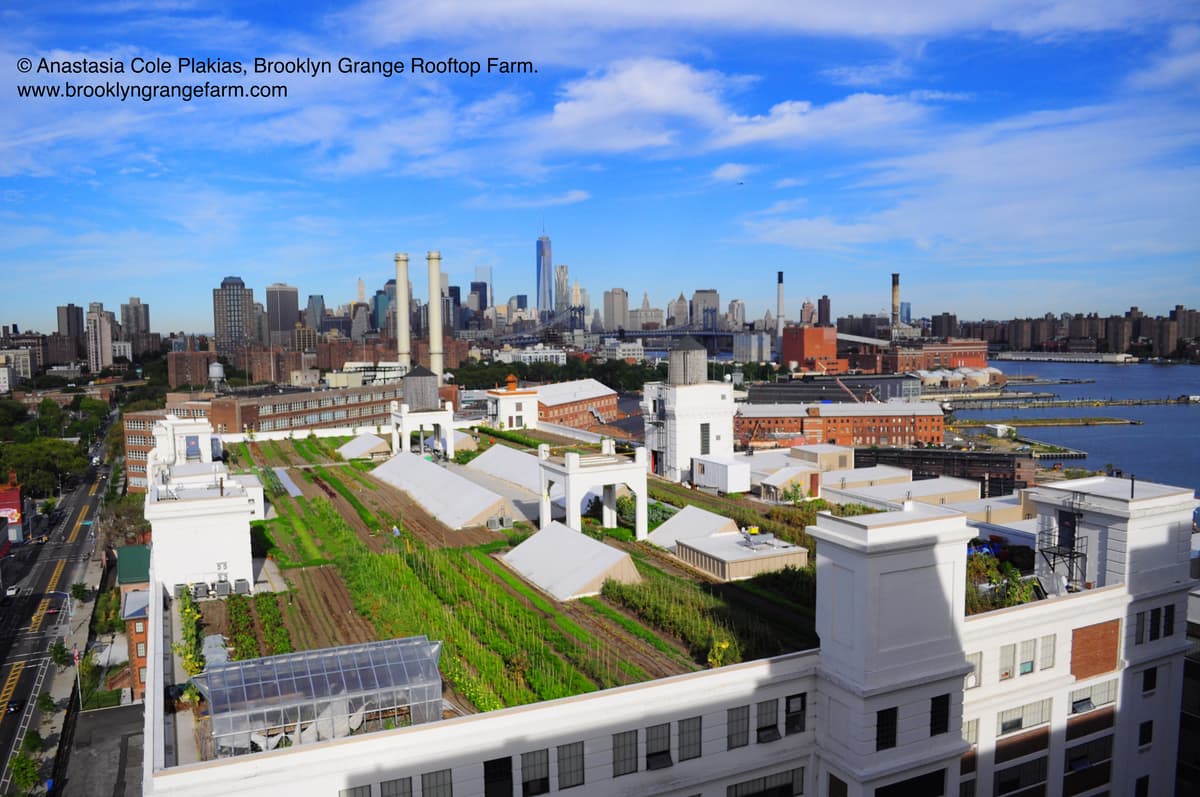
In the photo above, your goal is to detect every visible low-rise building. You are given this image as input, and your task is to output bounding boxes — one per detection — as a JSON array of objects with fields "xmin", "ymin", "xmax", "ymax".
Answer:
[
  {"xmin": 535, "ymin": 379, "xmax": 618, "ymax": 429},
  {"xmin": 735, "ymin": 402, "xmax": 945, "ymax": 448}
]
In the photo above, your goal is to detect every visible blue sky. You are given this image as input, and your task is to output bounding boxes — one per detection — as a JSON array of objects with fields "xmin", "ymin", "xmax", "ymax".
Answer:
[{"xmin": 3, "ymin": 1, "xmax": 1199, "ymax": 335}]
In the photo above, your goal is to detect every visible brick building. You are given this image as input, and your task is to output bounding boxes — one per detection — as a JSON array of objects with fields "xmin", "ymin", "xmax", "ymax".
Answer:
[
  {"xmin": 118, "ymin": 545, "xmax": 151, "ymax": 700},
  {"xmin": 780, "ymin": 326, "xmax": 849, "ymax": 374},
  {"xmin": 883, "ymin": 338, "xmax": 989, "ymax": 373},
  {"xmin": 207, "ymin": 383, "xmax": 403, "ymax": 436},
  {"xmin": 534, "ymin": 379, "xmax": 619, "ymax": 429},
  {"xmin": 735, "ymin": 402, "xmax": 944, "ymax": 448},
  {"xmin": 167, "ymin": 349, "xmax": 218, "ymax": 389}
]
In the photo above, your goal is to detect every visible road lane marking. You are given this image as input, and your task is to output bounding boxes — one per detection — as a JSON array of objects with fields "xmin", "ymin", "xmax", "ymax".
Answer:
[
  {"xmin": 0, "ymin": 662, "xmax": 25, "ymax": 715},
  {"xmin": 66, "ymin": 505, "xmax": 89, "ymax": 544}
]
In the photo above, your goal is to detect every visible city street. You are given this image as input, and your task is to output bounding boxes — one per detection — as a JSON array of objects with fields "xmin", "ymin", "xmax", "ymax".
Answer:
[{"xmin": 0, "ymin": 463, "xmax": 104, "ymax": 790}]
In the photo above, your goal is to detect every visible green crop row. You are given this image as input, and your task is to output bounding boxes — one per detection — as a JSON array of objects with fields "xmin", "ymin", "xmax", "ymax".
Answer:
[
  {"xmin": 314, "ymin": 466, "xmax": 380, "ymax": 529},
  {"xmin": 290, "ymin": 436, "xmax": 322, "ymax": 465},
  {"xmin": 578, "ymin": 597, "xmax": 692, "ymax": 663},
  {"xmin": 226, "ymin": 593, "xmax": 259, "ymax": 660},
  {"xmin": 253, "ymin": 592, "xmax": 294, "ymax": 655}
]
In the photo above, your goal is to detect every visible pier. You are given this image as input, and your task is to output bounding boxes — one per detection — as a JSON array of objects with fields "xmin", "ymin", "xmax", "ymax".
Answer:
[{"xmin": 949, "ymin": 396, "xmax": 1191, "ymax": 410}]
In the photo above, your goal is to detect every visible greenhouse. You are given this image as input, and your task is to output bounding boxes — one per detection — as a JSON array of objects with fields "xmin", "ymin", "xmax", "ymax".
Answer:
[{"xmin": 192, "ymin": 635, "xmax": 444, "ymax": 760}]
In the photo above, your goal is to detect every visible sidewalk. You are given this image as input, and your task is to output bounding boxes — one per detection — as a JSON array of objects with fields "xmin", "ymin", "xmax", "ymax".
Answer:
[{"xmin": 35, "ymin": 546, "xmax": 109, "ymax": 793}]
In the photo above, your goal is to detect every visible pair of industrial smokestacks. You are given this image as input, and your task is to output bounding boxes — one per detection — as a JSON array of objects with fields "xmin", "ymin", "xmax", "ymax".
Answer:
[{"xmin": 392, "ymin": 251, "xmax": 444, "ymax": 381}]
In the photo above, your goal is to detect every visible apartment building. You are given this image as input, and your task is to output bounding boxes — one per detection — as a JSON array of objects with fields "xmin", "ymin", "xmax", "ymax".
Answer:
[{"xmin": 735, "ymin": 402, "xmax": 945, "ymax": 448}]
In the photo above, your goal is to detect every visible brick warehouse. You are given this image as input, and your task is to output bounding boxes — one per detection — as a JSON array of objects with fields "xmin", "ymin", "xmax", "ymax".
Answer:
[{"xmin": 735, "ymin": 402, "xmax": 945, "ymax": 448}]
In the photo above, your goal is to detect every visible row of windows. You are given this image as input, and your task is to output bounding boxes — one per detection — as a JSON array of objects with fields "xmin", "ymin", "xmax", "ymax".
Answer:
[
  {"xmin": 260, "ymin": 391, "xmax": 400, "ymax": 415},
  {"xmin": 964, "ymin": 635, "xmax": 1055, "ymax": 688},
  {"xmin": 998, "ymin": 698, "xmax": 1052, "ymax": 737},
  {"xmin": 339, "ymin": 696, "xmax": 807, "ymax": 796},
  {"xmin": 876, "ymin": 694, "xmax": 950, "ymax": 751},
  {"xmin": 1069, "ymin": 679, "xmax": 1116, "ymax": 715},
  {"xmin": 1134, "ymin": 603, "xmax": 1175, "ymax": 644}
]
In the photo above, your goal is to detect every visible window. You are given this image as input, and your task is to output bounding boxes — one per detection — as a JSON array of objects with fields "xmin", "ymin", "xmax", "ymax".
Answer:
[
  {"xmin": 340, "ymin": 787, "xmax": 371, "ymax": 797},
  {"xmin": 1019, "ymin": 639, "xmax": 1036, "ymax": 675},
  {"xmin": 997, "ymin": 698, "xmax": 1052, "ymax": 736},
  {"xmin": 727, "ymin": 705, "xmax": 750, "ymax": 749},
  {"xmin": 876, "ymin": 707, "xmax": 898, "ymax": 751},
  {"xmin": 379, "ymin": 778, "xmax": 412, "ymax": 797},
  {"xmin": 727, "ymin": 768, "xmax": 804, "ymax": 796},
  {"xmin": 612, "ymin": 730, "xmax": 638, "ymax": 777},
  {"xmin": 960, "ymin": 780, "xmax": 976, "ymax": 797},
  {"xmin": 931, "ymin": 694, "xmax": 950, "ymax": 736},
  {"xmin": 1039, "ymin": 634, "xmax": 1056, "ymax": 670},
  {"xmin": 557, "ymin": 742, "xmax": 584, "ymax": 789},
  {"xmin": 679, "ymin": 716, "xmax": 702, "ymax": 761},
  {"xmin": 1136, "ymin": 611, "xmax": 1146, "ymax": 644},
  {"xmin": 1135, "ymin": 775, "xmax": 1150, "ymax": 797},
  {"xmin": 421, "ymin": 770, "xmax": 453, "ymax": 797},
  {"xmin": 1065, "ymin": 735, "xmax": 1112, "ymax": 772},
  {"xmin": 1142, "ymin": 667, "xmax": 1157, "ymax": 693},
  {"xmin": 136, "ymin": 643, "xmax": 146, "ymax": 657},
  {"xmin": 964, "ymin": 652, "xmax": 982, "ymax": 689},
  {"xmin": 482, "ymin": 758, "xmax": 511, "ymax": 797},
  {"xmin": 521, "ymin": 750, "xmax": 549, "ymax": 796},
  {"xmin": 139, "ymin": 667, "xmax": 146, "ymax": 683},
  {"xmin": 1070, "ymin": 680, "xmax": 1117, "ymax": 714},
  {"xmin": 700, "ymin": 422, "xmax": 711, "ymax": 456},
  {"xmin": 1138, "ymin": 720, "xmax": 1153, "ymax": 747},
  {"xmin": 1164, "ymin": 604, "xmax": 1175, "ymax": 637},
  {"xmin": 1149, "ymin": 608, "xmax": 1161, "ymax": 641},
  {"xmin": 963, "ymin": 718, "xmax": 978, "ymax": 746},
  {"xmin": 785, "ymin": 693, "xmax": 807, "ymax": 735},
  {"xmin": 994, "ymin": 756, "xmax": 1047, "ymax": 796},
  {"xmin": 646, "ymin": 723, "xmax": 672, "ymax": 770},
  {"xmin": 999, "ymin": 644, "xmax": 1016, "ymax": 680},
  {"xmin": 757, "ymin": 699, "xmax": 781, "ymax": 743},
  {"xmin": 135, "ymin": 621, "xmax": 144, "ymax": 634}
]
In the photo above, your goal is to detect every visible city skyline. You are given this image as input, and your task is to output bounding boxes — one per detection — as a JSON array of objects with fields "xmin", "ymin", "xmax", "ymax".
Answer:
[{"xmin": 4, "ymin": 2, "xmax": 1200, "ymax": 333}]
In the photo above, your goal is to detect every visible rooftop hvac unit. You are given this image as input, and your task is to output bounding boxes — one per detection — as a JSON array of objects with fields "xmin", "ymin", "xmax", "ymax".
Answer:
[
  {"xmin": 214, "ymin": 581, "xmax": 232, "ymax": 597},
  {"xmin": 233, "ymin": 578, "xmax": 251, "ymax": 595},
  {"xmin": 174, "ymin": 583, "xmax": 188, "ymax": 599},
  {"xmin": 487, "ymin": 517, "xmax": 501, "ymax": 530},
  {"xmin": 191, "ymin": 583, "xmax": 208, "ymax": 601}
]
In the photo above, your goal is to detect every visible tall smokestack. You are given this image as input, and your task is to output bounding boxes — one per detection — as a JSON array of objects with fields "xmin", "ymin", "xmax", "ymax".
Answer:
[
  {"xmin": 891, "ymin": 272, "xmax": 900, "ymax": 336},
  {"xmin": 394, "ymin": 253, "xmax": 411, "ymax": 370},
  {"xmin": 427, "ymin": 250, "xmax": 444, "ymax": 382},
  {"xmin": 776, "ymin": 271, "xmax": 785, "ymax": 352}
]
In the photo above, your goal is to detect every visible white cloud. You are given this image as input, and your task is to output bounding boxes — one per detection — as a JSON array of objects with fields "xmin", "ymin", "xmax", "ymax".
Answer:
[
  {"xmin": 343, "ymin": 0, "xmax": 1198, "ymax": 46},
  {"xmin": 711, "ymin": 163, "xmax": 753, "ymax": 182},
  {"xmin": 464, "ymin": 189, "xmax": 590, "ymax": 209},
  {"xmin": 718, "ymin": 93, "xmax": 927, "ymax": 149},
  {"xmin": 1127, "ymin": 25, "xmax": 1200, "ymax": 90},
  {"xmin": 774, "ymin": 177, "xmax": 807, "ymax": 188},
  {"xmin": 822, "ymin": 59, "xmax": 912, "ymax": 87},
  {"xmin": 743, "ymin": 99, "xmax": 1200, "ymax": 263}
]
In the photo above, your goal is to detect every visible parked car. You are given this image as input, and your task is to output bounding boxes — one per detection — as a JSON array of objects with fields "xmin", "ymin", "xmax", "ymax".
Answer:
[
  {"xmin": 5, "ymin": 699, "xmax": 24, "ymax": 715},
  {"xmin": 4, "ymin": 586, "xmax": 17, "ymax": 598}
]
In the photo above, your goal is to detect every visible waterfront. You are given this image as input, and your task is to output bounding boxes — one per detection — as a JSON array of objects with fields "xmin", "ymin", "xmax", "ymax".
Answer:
[{"xmin": 956, "ymin": 362, "xmax": 1200, "ymax": 491}]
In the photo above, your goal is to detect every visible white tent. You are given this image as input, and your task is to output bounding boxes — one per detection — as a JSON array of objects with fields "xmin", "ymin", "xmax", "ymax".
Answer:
[
  {"xmin": 502, "ymin": 522, "xmax": 641, "ymax": 601},
  {"xmin": 337, "ymin": 434, "xmax": 391, "ymax": 460},
  {"xmin": 646, "ymin": 504, "xmax": 738, "ymax": 552},
  {"xmin": 372, "ymin": 452, "xmax": 513, "ymax": 529}
]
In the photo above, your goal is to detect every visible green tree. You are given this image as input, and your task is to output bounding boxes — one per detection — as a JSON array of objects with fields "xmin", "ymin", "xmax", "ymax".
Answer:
[
  {"xmin": 36, "ymin": 397, "xmax": 64, "ymax": 437},
  {"xmin": 9, "ymin": 753, "xmax": 39, "ymax": 793},
  {"xmin": 21, "ymin": 729, "xmax": 43, "ymax": 754},
  {"xmin": 49, "ymin": 640, "xmax": 71, "ymax": 669},
  {"xmin": 71, "ymin": 582, "xmax": 89, "ymax": 601},
  {"xmin": 0, "ymin": 438, "xmax": 88, "ymax": 497},
  {"xmin": 36, "ymin": 692, "xmax": 55, "ymax": 714}
]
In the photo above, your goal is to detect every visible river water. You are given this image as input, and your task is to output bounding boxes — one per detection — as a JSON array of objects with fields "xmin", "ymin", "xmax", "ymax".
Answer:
[{"xmin": 954, "ymin": 362, "xmax": 1200, "ymax": 493}]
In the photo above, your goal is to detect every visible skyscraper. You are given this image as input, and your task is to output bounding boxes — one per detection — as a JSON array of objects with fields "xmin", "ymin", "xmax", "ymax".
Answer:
[
  {"xmin": 728, "ymin": 299, "xmax": 746, "ymax": 330},
  {"xmin": 536, "ymin": 234, "xmax": 552, "ymax": 319},
  {"xmin": 213, "ymin": 276, "xmax": 255, "ymax": 356},
  {"xmin": 690, "ymin": 289, "xmax": 720, "ymax": 330},
  {"xmin": 554, "ymin": 264, "xmax": 570, "ymax": 316},
  {"xmin": 86, "ymin": 301, "xmax": 114, "ymax": 373},
  {"xmin": 817, "ymin": 295, "xmax": 831, "ymax": 327},
  {"xmin": 603, "ymin": 288, "xmax": 629, "ymax": 331},
  {"xmin": 121, "ymin": 296, "xmax": 151, "ymax": 338},
  {"xmin": 305, "ymin": 295, "xmax": 326, "ymax": 333},
  {"xmin": 266, "ymin": 283, "xmax": 300, "ymax": 347},
  {"xmin": 474, "ymin": 266, "xmax": 493, "ymax": 312},
  {"xmin": 57, "ymin": 303, "xmax": 84, "ymax": 343}
]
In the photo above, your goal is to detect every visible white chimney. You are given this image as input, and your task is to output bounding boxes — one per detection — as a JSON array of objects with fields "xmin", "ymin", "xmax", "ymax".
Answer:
[
  {"xmin": 394, "ymin": 253, "xmax": 411, "ymax": 371},
  {"xmin": 427, "ymin": 250, "xmax": 444, "ymax": 382}
]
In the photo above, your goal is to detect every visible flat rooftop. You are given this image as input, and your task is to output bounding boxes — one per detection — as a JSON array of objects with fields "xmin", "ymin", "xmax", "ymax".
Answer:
[
  {"xmin": 1032, "ymin": 476, "xmax": 1194, "ymax": 502},
  {"xmin": 680, "ymin": 531, "xmax": 804, "ymax": 563}
]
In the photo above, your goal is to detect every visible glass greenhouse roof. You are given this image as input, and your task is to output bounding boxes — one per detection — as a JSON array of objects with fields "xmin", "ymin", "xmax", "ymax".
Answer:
[{"xmin": 192, "ymin": 635, "xmax": 444, "ymax": 759}]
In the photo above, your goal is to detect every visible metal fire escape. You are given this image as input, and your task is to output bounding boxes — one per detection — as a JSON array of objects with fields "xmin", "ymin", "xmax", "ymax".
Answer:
[{"xmin": 1038, "ymin": 492, "xmax": 1089, "ymax": 592}]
